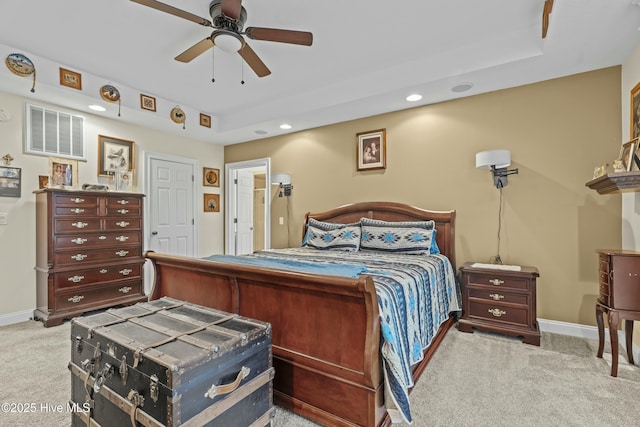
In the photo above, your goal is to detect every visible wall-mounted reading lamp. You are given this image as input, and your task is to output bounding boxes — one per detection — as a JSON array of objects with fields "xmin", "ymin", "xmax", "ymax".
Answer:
[
  {"xmin": 475, "ymin": 149, "xmax": 519, "ymax": 265},
  {"xmin": 271, "ymin": 173, "xmax": 293, "ymax": 197},
  {"xmin": 475, "ymin": 149, "xmax": 519, "ymax": 189}
]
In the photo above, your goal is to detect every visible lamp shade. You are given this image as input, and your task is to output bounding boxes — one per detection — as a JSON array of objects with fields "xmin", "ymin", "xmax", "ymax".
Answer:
[
  {"xmin": 476, "ymin": 149, "xmax": 511, "ymax": 169},
  {"xmin": 271, "ymin": 173, "xmax": 291, "ymax": 185}
]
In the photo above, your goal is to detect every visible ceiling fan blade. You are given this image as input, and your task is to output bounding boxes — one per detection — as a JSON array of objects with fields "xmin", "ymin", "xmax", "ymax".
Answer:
[
  {"xmin": 221, "ymin": 0, "xmax": 242, "ymax": 20},
  {"xmin": 238, "ymin": 43, "xmax": 271, "ymax": 77},
  {"xmin": 245, "ymin": 27, "xmax": 313, "ymax": 46},
  {"xmin": 175, "ymin": 38, "xmax": 214, "ymax": 63},
  {"xmin": 130, "ymin": 0, "xmax": 212, "ymax": 27}
]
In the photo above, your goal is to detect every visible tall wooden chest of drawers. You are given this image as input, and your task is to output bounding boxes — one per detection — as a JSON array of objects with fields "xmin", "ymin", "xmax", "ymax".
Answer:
[
  {"xmin": 34, "ymin": 189, "xmax": 148, "ymax": 327},
  {"xmin": 457, "ymin": 262, "xmax": 541, "ymax": 345}
]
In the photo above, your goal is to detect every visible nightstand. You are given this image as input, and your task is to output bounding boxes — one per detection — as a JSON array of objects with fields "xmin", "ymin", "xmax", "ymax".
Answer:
[{"xmin": 457, "ymin": 262, "xmax": 541, "ymax": 346}]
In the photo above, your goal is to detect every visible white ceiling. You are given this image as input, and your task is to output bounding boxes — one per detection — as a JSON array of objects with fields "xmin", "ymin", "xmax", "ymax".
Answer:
[{"xmin": 0, "ymin": 0, "xmax": 639, "ymax": 146}]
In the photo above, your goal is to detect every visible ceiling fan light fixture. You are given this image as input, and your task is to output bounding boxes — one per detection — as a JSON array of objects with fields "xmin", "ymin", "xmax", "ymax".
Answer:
[{"xmin": 212, "ymin": 30, "xmax": 244, "ymax": 53}]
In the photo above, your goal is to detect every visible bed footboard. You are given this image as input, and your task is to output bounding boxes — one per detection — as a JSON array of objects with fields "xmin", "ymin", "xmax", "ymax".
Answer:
[{"xmin": 146, "ymin": 250, "xmax": 386, "ymax": 427}]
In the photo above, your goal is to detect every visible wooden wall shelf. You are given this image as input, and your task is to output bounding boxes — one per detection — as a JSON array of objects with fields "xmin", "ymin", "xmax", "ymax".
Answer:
[{"xmin": 585, "ymin": 171, "xmax": 640, "ymax": 194}]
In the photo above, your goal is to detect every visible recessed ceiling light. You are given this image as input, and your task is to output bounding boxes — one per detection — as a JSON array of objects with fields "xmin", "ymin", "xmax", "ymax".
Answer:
[
  {"xmin": 89, "ymin": 104, "xmax": 106, "ymax": 112},
  {"xmin": 255, "ymin": 130, "xmax": 268, "ymax": 135},
  {"xmin": 451, "ymin": 83, "xmax": 473, "ymax": 93},
  {"xmin": 406, "ymin": 94, "xmax": 422, "ymax": 102},
  {"xmin": 280, "ymin": 123, "xmax": 292, "ymax": 130}
]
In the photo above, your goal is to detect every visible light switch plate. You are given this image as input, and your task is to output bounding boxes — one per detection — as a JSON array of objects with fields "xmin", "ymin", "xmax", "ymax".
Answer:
[{"xmin": 0, "ymin": 213, "xmax": 7, "ymax": 225}]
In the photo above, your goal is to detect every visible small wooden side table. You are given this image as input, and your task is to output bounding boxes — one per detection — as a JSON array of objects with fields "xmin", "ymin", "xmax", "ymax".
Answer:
[
  {"xmin": 458, "ymin": 262, "xmax": 540, "ymax": 346},
  {"xmin": 595, "ymin": 249, "xmax": 640, "ymax": 376}
]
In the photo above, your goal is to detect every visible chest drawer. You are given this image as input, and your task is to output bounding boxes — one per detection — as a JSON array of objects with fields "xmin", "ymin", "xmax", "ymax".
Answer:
[
  {"xmin": 105, "ymin": 196, "xmax": 141, "ymax": 208},
  {"xmin": 55, "ymin": 280, "xmax": 143, "ymax": 311},
  {"xmin": 103, "ymin": 218, "xmax": 142, "ymax": 231},
  {"xmin": 53, "ymin": 247, "xmax": 142, "ymax": 266},
  {"xmin": 54, "ymin": 264, "xmax": 142, "ymax": 289},
  {"xmin": 54, "ymin": 231, "xmax": 141, "ymax": 249},
  {"xmin": 465, "ymin": 272, "xmax": 530, "ymax": 291},
  {"xmin": 54, "ymin": 206, "xmax": 101, "ymax": 216},
  {"xmin": 53, "ymin": 194, "xmax": 99, "ymax": 206},
  {"xmin": 105, "ymin": 206, "xmax": 142, "ymax": 217},
  {"xmin": 54, "ymin": 218, "xmax": 102, "ymax": 234}
]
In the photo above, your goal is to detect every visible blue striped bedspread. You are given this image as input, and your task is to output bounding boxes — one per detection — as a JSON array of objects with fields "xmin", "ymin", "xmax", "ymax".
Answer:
[{"xmin": 206, "ymin": 247, "xmax": 461, "ymax": 424}]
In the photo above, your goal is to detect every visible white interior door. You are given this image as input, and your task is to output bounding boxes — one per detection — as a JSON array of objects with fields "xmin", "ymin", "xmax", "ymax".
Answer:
[
  {"xmin": 148, "ymin": 157, "xmax": 195, "ymax": 256},
  {"xmin": 236, "ymin": 169, "xmax": 254, "ymax": 255},
  {"xmin": 225, "ymin": 158, "xmax": 271, "ymax": 255}
]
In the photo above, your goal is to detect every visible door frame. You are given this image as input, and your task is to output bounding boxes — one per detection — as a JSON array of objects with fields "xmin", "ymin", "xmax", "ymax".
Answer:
[
  {"xmin": 143, "ymin": 150, "xmax": 199, "ymax": 257},
  {"xmin": 225, "ymin": 158, "xmax": 271, "ymax": 255}
]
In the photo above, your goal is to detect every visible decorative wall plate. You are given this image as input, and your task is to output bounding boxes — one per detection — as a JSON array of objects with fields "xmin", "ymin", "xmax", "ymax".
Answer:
[
  {"xmin": 99, "ymin": 84, "xmax": 121, "ymax": 116},
  {"xmin": 170, "ymin": 106, "xmax": 186, "ymax": 129},
  {"xmin": 99, "ymin": 84, "xmax": 120, "ymax": 102},
  {"xmin": 5, "ymin": 53, "xmax": 36, "ymax": 92}
]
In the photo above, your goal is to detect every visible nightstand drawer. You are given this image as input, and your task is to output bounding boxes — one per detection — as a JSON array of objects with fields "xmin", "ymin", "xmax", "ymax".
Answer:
[
  {"xmin": 467, "ymin": 288, "xmax": 528, "ymax": 305},
  {"xmin": 466, "ymin": 273, "xmax": 530, "ymax": 291},
  {"xmin": 467, "ymin": 300, "xmax": 529, "ymax": 327}
]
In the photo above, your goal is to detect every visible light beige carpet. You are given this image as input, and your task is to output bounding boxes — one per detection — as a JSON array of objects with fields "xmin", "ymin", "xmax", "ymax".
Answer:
[{"xmin": 1, "ymin": 319, "xmax": 639, "ymax": 427}]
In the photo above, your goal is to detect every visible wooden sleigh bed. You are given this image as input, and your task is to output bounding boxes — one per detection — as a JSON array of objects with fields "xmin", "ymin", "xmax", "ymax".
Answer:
[{"xmin": 145, "ymin": 201, "xmax": 457, "ymax": 427}]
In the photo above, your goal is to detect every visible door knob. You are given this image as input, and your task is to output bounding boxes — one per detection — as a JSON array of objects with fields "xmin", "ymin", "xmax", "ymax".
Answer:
[{"xmin": 151, "ymin": 231, "xmax": 158, "ymax": 235}]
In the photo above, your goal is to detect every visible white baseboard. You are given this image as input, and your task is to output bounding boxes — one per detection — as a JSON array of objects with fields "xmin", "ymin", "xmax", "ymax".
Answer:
[
  {"xmin": 539, "ymin": 317, "xmax": 640, "ymax": 364},
  {"xmin": 0, "ymin": 309, "xmax": 33, "ymax": 327}
]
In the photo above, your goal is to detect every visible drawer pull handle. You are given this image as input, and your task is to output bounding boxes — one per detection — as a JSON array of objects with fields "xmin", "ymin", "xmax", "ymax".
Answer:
[
  {"xmin": 117, "ymin": 200, "xmax": 129, "ymax": 205},
  {"xmin": 119, "ymin": 269, "xmax": 133, "ymax": 276},
  {"xmin": 115, "ymin": 250, "xmax": 129, "ymax": 257},
  {"xmin": 72, "ymin": 222, "xmax": 89, "ymax": 229},
  {"xmin": 488, "ymin": 278, "xmax": 504, "ymax": 286},
  {"xmin": 70, "ymin": 208, "xmax": 85, "ymax": 214},
  {"xmin": 116, "ymin": 221, "xmax": 130, "ymax": 228},
  {"xmin": 71, "ymin": 254, "xmax": 88, "ymax": 261},
  {"xmin": 68, "ymin": 295, "xmax": 85, "ymax": 304},
  {"xmin": 68, "ymin": 275, "xmax": 85, "ymax": 283},
  {"xmin": 99, "ymin": 235, "xmax": 107, "ymax": 240},
  {"xmin": 99, "ymin": 269, "xmax": 108, "ymax": 274},
  {"xmin": 116, "ymin": 235, "xmax": 129, "ymax": 242},
  {"xmin": 119, "ymin": 286, "xmax": 132, "ymax": 294},
  {"xmin": 117, "ymin": 209, "xmax": 129, "ymax": 214},
  {"xmin": 489, "ymin": 293, "xmax": 504, "ymax": 301},
  {"xmin": 71, "ymin": 238, "xmax": 87, "ymax": 245},
  {"xmin": 205, "ymin": 366, "xmax": 250, "ymax": 399},
  {"xmin": 488, "ymin": 308, "xmax": 507, "ymax": 317},
  {"xmin": 70, "ymin": 198, "xmax": 84, "ymax": 203}
]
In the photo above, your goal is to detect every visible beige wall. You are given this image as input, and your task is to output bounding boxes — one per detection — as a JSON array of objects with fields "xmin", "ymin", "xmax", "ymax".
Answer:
[
  {"xmin": 226, "ymin": 67, "xmax": 623, "ymax": 327},
  {"xmin": 0, "ymin": 91, "xmax": 224, "ymax": 321}
]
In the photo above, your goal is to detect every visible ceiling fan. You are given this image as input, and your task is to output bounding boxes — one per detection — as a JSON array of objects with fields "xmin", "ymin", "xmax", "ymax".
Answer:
[{"xmin": 131, "ymin": 0, "xmax": 313, "ymax": 78}]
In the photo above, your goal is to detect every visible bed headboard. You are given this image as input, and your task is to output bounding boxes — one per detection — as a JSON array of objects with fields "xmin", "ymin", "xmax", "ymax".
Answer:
[{"xmin": 304, "ymin": 201, "xmax": 456, "ymax": 270}]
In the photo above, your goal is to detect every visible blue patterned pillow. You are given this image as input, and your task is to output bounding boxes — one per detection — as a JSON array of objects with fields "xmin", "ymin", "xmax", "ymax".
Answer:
[
  {"xmin": 303, "ymin": 218, "xmax": 361, "ymax": 251},
  {"xmin": 360, "ymin": 218, "xmax": 435, "ymax": 255}
]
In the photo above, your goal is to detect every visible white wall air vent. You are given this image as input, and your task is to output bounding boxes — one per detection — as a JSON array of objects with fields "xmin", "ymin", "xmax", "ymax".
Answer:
[{"xmin": 24, "ymin": 103, "xmax": 85, "ymax": 160}]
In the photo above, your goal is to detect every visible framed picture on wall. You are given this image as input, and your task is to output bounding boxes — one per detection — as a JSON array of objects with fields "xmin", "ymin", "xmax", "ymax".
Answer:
[
  {"xmin": 631, "ymin": 82, "xmax": 640, "ymax": 140},
  {"xmin": 59, "ymin": 67, "xmax": 82, "ymax": 90},
  {"xmin": 356, "ymin": 128, "xmax": 386, "ymax": 171},
  {"xmin": 98, "ymin": 135, "xmax": 135, "ymax": 177},
  {"xmin": 0, "ymin": 166, "xmax": 21, "ymax": 197},
  {"xmin": 203, "ymin": 167, "xmax": 219, "ymax": 187},
  {"xmin": 204, "ymin": 193, "xmax": 220, "ymax": 212}
]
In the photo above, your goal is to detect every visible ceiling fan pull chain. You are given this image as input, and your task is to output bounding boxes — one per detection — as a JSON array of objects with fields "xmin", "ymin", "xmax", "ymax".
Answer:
[
  {"xmin": 241, "ymin": 55, "xmax": 245, "ymax": 85},
  {"xmin": 211, "ymin": 48, "xmax": 215, "ymax": 83}
]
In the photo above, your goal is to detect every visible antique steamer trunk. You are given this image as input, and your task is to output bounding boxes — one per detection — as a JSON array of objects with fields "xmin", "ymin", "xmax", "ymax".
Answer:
[{"xmin": 69, "ymin": 297, "xmax": 274, "ymax": 427}]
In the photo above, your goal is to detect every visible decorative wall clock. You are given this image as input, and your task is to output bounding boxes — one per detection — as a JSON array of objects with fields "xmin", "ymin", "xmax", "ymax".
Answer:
[
  {"xmin": 5, "ymin": 53, "xmax": 36, "ymax": 92},
  {"xmin": 170, "ymin": 106, "xmax": 186, "ymax": 129},
  {"xmin": 99, "ymin": 84, "xmax": 121, "ymax": 116}
]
